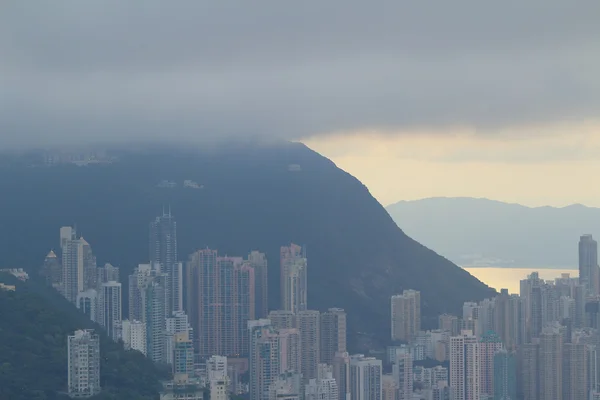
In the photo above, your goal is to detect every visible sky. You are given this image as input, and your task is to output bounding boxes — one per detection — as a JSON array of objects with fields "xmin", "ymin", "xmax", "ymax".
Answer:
[{"xmin": 2, "ymin": 2, "xmax": 600, "ymax": 207}]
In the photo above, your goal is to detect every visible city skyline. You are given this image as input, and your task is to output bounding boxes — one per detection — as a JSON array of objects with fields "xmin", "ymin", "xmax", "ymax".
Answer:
[{"xmin": 37, "ymin": 208, "xmax": 600, "ymax": 400}]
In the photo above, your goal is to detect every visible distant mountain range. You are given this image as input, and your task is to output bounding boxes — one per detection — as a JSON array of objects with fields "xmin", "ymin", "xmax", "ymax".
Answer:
[{"xmin": 386, "ymin": 197, "xmax": 598, "ymax": 268}]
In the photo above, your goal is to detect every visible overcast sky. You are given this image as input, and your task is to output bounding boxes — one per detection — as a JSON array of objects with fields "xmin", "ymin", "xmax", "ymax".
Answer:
[{"xmin": 2, "ymin": 1, "xmax": 600, "ymax": 206}]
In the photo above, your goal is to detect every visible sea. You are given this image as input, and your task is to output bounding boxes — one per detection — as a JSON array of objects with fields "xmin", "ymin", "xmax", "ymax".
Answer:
[{"xmin": 463, "ymin": 267, "xmax": 579, "ymax": 295}]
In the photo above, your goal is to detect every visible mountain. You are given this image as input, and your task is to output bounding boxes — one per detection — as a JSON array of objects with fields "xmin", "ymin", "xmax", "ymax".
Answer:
[
  {"xmin": 0, "ymin": 272, "xmax": 169, "ymax": 399},
  {"xmin": 386, "ymin": 197, "xmax": 599, "ymax": 269},
  {"xmin": 0, "ymin": 142, "xmax": 494, "ymax": 346}
]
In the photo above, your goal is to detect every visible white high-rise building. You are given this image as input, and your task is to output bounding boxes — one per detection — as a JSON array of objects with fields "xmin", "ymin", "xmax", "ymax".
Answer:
[
  {"xmin": 280, "ymin": 244, "xmax": 307, "ymax": 313},
  {"xmin": 60, "ymin": 226, "xmax": 76, "ymax": 250},
  {"xmin": 149, "ymin": 210, "xmax": 182, "ymax": 315},
  {"xmin": 450, "ymin": 331, "xmax": 480, "ymax": 400},
  {"xmin": 249, "ymin": 319, "xmax": 302, "ymax": 400},
  {"xmin": 68, "ymin": 329, "xmax": 101, "ymax": 398},
  {"xmin": 249, "ymin": 320, "xmax": 282, "ymax": 400},
  {"xmin": 350, "ymin": 355, "xmax": 382, "ymax": 400},
  {"xmin": 306, "ymin": 364, "xmax": 339, "ymax": 400},
  {"xmin": 298, "ymin": 310, "xmax": 320, "ymax": 382},
  {"xmin": 98, "ymin": 281, "xmax": 122, "ymax": 339},
  {"xmin": 121, "ymin": 319, "xmax": 147, "ymax": 355},
  {"xmin": 539, "ymin": 324, "xmax": 563, "ymax": 400},
  {"xmin": 62, "ymin": 232, "xmax": 96, "ymax": 303},
  {"xmin": 391, "ymin": 349, "xmax": 413, "ymax": 400},
  {"xmin": 391, "ymin": 290, "xmax": 421, "ymax": 343}
]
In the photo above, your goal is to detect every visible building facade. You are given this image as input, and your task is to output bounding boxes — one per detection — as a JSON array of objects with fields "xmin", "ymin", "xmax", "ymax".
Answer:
[
  {"xmin": 68, "ymin": 329, "xmax": 101, "ymax": 398},
  {"xmin": 280, "ymin": 244, "xmax": 307, "ymax": 314},
  {"xmin": 391, "ymin": 290, "xmax": 421, "ymax": 343},
  {"xmin": 320, "ymin": 308, "xmax": 347, "ymax": 365}
]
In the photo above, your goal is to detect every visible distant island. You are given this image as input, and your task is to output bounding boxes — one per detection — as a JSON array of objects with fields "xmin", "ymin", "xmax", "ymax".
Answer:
[{"xmin": 386, "ymin": 197, "xmax": 596, "ymax": 268}]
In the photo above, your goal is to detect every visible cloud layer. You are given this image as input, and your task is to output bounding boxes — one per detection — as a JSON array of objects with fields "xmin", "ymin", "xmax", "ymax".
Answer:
[{"xmin": 2, "ymin": 1, "xmax": 600, "ymax": 148}]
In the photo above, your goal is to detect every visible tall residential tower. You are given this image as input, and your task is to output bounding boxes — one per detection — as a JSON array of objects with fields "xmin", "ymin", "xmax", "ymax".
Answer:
[
  {"xmin": 68, "ymin": 329, "xmax": 101, "ymax": 398},
  {"xmin": 280, "ymin": 244, "xmax": 308, "ymax": 313},
  {"xmin": 150, "ymin": 209, "xmax": 182, "ymax": 315}
]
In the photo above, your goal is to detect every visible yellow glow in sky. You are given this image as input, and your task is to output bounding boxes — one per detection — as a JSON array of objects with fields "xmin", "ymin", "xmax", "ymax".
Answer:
[{"xmin": 303, "ymin": 120, "xmax": 600, "ymax": 207}]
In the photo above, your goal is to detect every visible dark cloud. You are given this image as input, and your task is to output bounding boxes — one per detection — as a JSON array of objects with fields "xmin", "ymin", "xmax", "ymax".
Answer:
[{"xmin": 1, "ymin": 1, "xmax": 600, "ymax": 148}]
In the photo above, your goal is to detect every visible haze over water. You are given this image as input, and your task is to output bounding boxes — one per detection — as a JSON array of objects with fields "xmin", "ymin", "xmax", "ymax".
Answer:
[{"xmin": 464, "ymin": 267, "xmax": 579, "ymax": 294}]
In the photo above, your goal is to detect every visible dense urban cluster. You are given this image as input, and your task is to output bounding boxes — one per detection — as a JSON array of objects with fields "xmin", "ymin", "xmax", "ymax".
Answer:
[
  {"xmin": 41, "ymin": 210, "xmax": 347, "ymax": 400},
  {"xmin": 386, "ymin": 234, "xmax": 600, "ymax": 400},
  {"xmin": 40, "ymin": 208, "xmax": 600, "ymax": 400}
]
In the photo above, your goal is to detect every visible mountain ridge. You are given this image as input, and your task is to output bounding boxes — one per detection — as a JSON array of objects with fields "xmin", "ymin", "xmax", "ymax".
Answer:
[{"xmin": 0, "ymin": 143, "xmax": 495, "ymax": 347}]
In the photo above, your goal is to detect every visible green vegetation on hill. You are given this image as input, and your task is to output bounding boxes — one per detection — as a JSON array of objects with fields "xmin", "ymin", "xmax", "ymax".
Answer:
[{"xmin": 0, "ymin": 274, "xmax": 169, "ymax": 400}]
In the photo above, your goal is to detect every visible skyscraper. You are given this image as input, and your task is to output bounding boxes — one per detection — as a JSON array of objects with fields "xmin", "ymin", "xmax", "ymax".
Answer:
[
  {"xmin": 391, "ymin": 290, "xmax": 421, "ymax": 343},
  {"xmin": 298, "ymin": 310, "xmax": 321, "ymax": 382},
  {"xmin": 519, "ymin": 339, "xmax": 539, "ymax": 400},
  {"xmin": 391, "ymin": 349, "xmax": 412, "ymax": 400},
  {"xmin": 248, "ymin": 250, "xmax": 269, "ymax": 319},
  {"xmin": 539, "ymin": 324, "xmax": 563, "ymax": 400},
  {"xmin": 249, "ymin": 320, "xmax": 281, "ymax": 400},
  {"xmin": 68, "ymin": 329, "xmax": 101, "ymax": 398},
  {"xmin": 563, "ymin": 342, "xmax": 589, "ymax": 400},
  {"xmin": 186, "ymin": 250, "xmax": 255, "ymax": 357},
  {"xmin": 349, "ymin": 355, "xmax": 382, "ymax": 400},
  {"xmin": 150, "ymin": 209, "xmax": 182, "ymax": 314},
  {"xmin": 479, "ymin": 331, "xmax": 504, "ymax": 397},
  {"xmin": 98, "ymin": 281, "xmax": 122, "ymax": 339},
  {"xmin": 450, "ymin": 331, "xmax": 480, "ymax": 400},
  {"xmin": 247, "ymin": 320, "xmax": 301, "ymax": 400},
  {"xmin": 280, "ymin": 244, "xmax": 308, "ymax": 313},
  {"xmin": 128, "ymin": 263, "xmax": 153, "ymax": 322},
  {"xmin": 332, "ymin": 352, "xmax": 351, "ymax": 400},
  {"xmin": 186, "ymin": 248, "xmax": 217, "ymax": 354},
  {"xmin": 580, "ymin": 234, "xmax": 599, "ymax": 296},
  {"xmin": 146, "ymin": 273, "xmax": 168, "ymax": 364},
  {"xmin": 278, "ymin": 328, "xmax": 302, "ymax": 374},
  {"xmin": 493, "ymin": 349, "xmax": 516, "ymax": 400},
  {"xmin": 62, "ymin": 232, "xmax": 96, "ymax": 304},
  {"xmin": 320, "ymin": 308, "xmax": 347, "ymax": 365}
]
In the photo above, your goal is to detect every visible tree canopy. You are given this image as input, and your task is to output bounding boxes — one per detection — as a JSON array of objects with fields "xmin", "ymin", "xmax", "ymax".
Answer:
[{"xmin": 0, "ymin": 274, "xmax": 169, "ymax": 400}]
